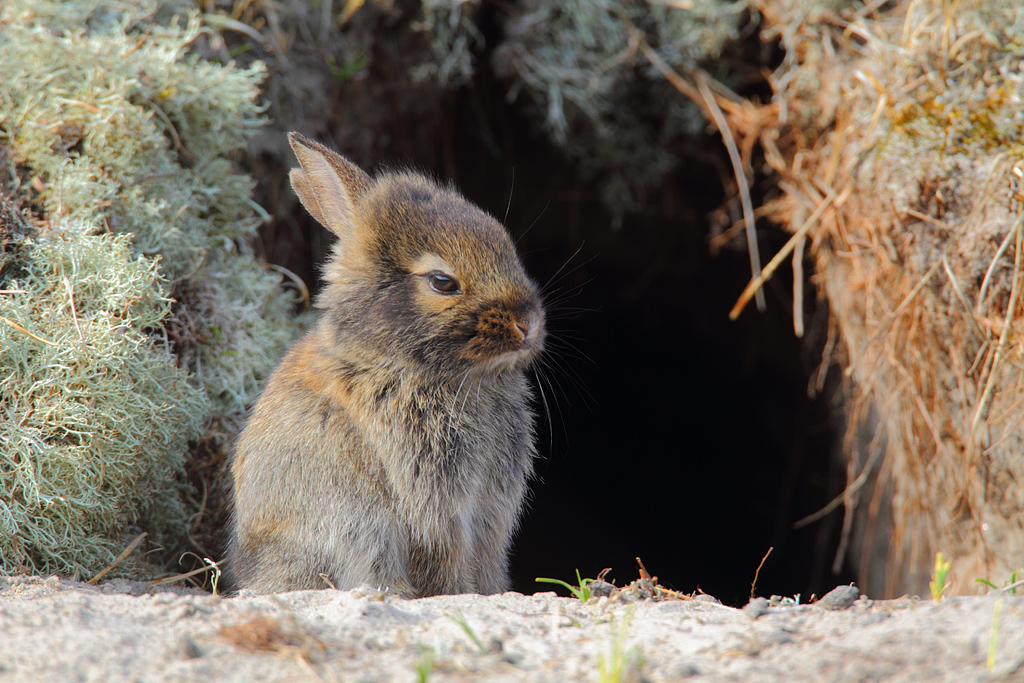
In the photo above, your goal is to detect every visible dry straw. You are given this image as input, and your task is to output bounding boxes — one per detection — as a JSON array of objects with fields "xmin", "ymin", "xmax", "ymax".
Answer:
[{"xmin": 724, "ymin": 0, "xmax": 1024, "ymax": 596}]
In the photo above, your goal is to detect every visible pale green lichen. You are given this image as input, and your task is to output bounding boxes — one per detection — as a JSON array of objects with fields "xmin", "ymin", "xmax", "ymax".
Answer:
[
  {"xmin": 0, "ymin": 1, "xmax": 300, "ymax": 416},
  {"xmin": 412, "ymin": 0, "xmax": 485, "ymax": 86},
  {"xmin": 0, "ymin": 223, "xmax": 208, "ymax": 577},
  {"xmin": 0, "ymin": 1, "xmax": 301, "ymax": 577}
]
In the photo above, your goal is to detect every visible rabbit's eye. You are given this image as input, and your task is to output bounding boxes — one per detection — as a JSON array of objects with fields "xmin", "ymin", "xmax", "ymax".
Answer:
[{"xmin": 427, "ymin": 271, "xmax": 461, "ymax": 295}]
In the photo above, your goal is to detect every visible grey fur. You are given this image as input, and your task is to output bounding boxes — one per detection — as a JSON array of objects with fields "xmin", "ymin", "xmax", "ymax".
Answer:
[{"xmin": 227, "ymin": 133, "xmax": 545, "ymax": 597}]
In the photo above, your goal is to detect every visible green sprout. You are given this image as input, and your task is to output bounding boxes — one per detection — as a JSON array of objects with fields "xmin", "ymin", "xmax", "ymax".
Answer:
[
  {"xmin": 536, "ymin": 569, "xmax": 594, "ymax": 602},
  {"xmin": 987, "ymin": 597, "xmax": 1004, "ymax": 671},
  {"xmin": 973, "ymin": 569, "xmax": 1024, "ymax": 671},
  {"xmin": 326, "ymin": 52, "xmax": 368, "ymax": 82},
  {"xmin": 414, "ymin": 645, "xmax": 436, "ymax": 683},
  {"xmin": 930, "ymin": 552, "xmax": 952, "ymax": 601},
  {"xmin": 974, "ymin": 569, "xmax": 1021, "ymax": 595},
  {"xmin": 597, "ymin": 611, "xmax": 641, "ymax": 683},
  {"xmin": 446, "ymin": 607, "xmax": 488, "ymax": 654}
]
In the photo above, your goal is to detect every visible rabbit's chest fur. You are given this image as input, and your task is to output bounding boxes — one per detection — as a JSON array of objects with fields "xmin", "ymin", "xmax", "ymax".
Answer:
[
  {"xmin": 334, "ymin": 351, "xmax": 535, "ymax": 527},
  {"xmin": 231, "ymin": 330, "xmax": 536, "ymax": 596}
]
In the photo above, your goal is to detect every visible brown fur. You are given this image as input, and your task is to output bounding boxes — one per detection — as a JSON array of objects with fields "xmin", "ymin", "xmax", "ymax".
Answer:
[{"xmin": 228, "ymin": 133, "xmax": 545, "ymax": 597}]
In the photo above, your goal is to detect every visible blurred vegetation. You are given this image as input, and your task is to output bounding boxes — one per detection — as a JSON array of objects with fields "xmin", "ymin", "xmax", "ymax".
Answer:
[{"xmin": 494, "ymin": 0, "xmax": 752, "ymax": 221}]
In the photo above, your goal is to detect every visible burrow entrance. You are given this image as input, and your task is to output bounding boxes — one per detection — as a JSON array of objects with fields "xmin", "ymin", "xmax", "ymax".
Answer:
[{"xmin": 252, "ymin": 36, "xmax": 855, "ymax": 605}]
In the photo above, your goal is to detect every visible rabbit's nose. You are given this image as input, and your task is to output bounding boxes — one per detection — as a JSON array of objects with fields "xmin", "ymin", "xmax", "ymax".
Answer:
[{"xmin": 515, "ymin": 320, "xmax": 530, "ymax": 340}]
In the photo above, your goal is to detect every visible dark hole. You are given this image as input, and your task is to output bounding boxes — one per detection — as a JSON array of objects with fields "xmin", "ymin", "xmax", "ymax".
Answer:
[{"xmin": 441, "ymin": 72, "xmax": 855, "ymax": 607}]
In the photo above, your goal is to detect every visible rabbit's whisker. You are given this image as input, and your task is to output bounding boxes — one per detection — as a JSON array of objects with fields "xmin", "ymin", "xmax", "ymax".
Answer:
[
  {"xmin": 503, "ymin": 167, "xmax": 514, "ymax": 225},
  {"xmin": 513, "ymin": 199, "xmax": 549, "ymax": 247},
  {"xmin": 538, "ymin": 346, "xmax": 594, "ymax": 409},
  {"xmin": 532, "ymin": 365, "xmax": 556, "ymax": 456},
  {"xmin": 543, "ymin": 336, "xmax": 596, "ymax": 366},
  {"xmin": 541, "ymin": 247, "xmax": 594, "ymax": 294},
  {"xmin": 445, "ymin": 369, "xmax": 473, "ymax": 447},
  {"xmin": 543, "ymin": 306, "xmax": 599, "ymax": 321},
  {"xmin": 542, "ymin": 281, "xmax": 596, "ymax": 311}
]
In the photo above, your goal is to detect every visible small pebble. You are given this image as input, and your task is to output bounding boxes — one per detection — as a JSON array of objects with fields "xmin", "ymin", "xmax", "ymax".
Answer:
[
  {"xmin": 174, "ymin": 636, "xmax": 202, "ymax": 659},
  {"xmin": 817, "ymin": 585, "xmax": 860, "ymax": 611},
  {"xmin": 743, "ymin": 597, "xmax": 769, "ymax": 620},
  {"xmin": 673, "ymin": 661, "xmax": 701, "ymax": 677},
  {"xmin": 588, "ymin": 580, "xmax": 616, "ymax": 598},
  {"xmin": 502, "ymin": 651, "xmax": 524, "ymax": 666}
]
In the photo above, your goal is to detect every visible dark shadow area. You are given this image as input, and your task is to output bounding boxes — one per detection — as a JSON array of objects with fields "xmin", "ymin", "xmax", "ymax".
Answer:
[{"xmin": 440, "ymin": 67, "xmax": 854, "ymax": 606}]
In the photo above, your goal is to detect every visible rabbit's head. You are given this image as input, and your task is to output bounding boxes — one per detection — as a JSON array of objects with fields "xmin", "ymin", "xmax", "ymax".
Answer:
[{"xmin": 288, "ymin": 132, "xmax": 545, "ymax": 381}]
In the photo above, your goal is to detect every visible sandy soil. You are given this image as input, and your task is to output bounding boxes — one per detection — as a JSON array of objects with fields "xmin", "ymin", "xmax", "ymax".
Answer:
[{"xmin": 1, "ymin": 575, "xmax": 1022, "ymax": 682}]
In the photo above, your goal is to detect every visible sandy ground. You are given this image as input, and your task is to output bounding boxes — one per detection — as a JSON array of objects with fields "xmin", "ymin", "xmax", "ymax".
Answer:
[{"xmin": 1, "ymin": 574, "xmax": 1022, "ymax": 682}]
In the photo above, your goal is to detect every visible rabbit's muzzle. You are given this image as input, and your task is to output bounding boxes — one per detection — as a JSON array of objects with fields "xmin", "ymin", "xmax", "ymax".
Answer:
[{"xmin": 462, "ymin": 303, "xmax": 545, "ymax": 372}]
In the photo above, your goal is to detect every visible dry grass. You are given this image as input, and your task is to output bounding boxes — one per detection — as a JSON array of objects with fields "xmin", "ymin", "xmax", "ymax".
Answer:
[
  {"xmin": 219, "ymin": 614, "xmax": 327, "ymax": 664},
  {"xmin": 720, "ymin": 0, "xmax": 1024, "ymax": 596}
]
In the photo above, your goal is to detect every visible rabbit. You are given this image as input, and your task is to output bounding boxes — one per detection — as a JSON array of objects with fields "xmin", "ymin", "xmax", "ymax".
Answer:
[{"xmin": 227, "ymin": 132, "xmax": 546, "ymax": 597}]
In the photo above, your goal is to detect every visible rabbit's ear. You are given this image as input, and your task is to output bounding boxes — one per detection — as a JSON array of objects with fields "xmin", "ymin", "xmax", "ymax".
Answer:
[{"xmin": 288, "ymin": 132, "xmax": 371, "ymax": 238}]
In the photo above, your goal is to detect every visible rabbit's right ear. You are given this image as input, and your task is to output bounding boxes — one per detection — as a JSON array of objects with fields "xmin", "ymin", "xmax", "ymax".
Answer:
[{"xmin": 288, "ymin": 132, "xmax": 371, "ymax": 238}]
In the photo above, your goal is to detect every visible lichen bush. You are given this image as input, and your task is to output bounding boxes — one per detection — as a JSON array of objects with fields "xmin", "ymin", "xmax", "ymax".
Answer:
[
  {"xmin": 0, "ymin": 0, "xmax": 300, "ymax": 578},
  {"xmin": 0, "ymin": 224, "xmax": 208, "ymax": 577}
]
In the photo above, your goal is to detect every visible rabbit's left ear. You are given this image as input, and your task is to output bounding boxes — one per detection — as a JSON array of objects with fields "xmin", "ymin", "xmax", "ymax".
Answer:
[{"xmin": 288, "ymin": 132, "xmax": 371, "ymax": 239}]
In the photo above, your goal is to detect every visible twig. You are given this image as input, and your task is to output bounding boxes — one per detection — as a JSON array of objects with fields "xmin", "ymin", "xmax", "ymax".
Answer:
[
  {"xmin": 320, "ymin": 0, "xmax": 333, "ymax": 43},
  {"xmin": 0, "ymin": 316, "xmax": 58, "ymax": 346},
  {"xmin": 696, "ymin": 77, "xmax": 766, "ymax": 312},
  {"xmin": 750, "ymin": 547, "xmax": 773, "ymax": 600},
  {"xmin": 265, "ymin": 262, "xmax": 311, "ymax": 309},
  {"xmin": 635, "ymin": 557, "xmax": 651, "ymax": 581},
  {"xmin": 634, "ymin": 33, "xmax": 765, "ymax": 311},
  {"xmin": 793, "ymin": 233, "xmax": 806, "ymax": 337},
  {"xmin": 940, "ymin": 254, "xmax": 986, "ymax": 342},
  {"xmin": 145, "ymin": 561, "xmax": 219, "ymax": 587},
  {"xmin": 201, "ymin": 12, "xmax": 266, "ymax": 43},
  {"xmin": 1000, "ymin": 578, "xmax": 1024, "ymax": 594},
  {"xmin": 337, "ymin": 0, "xmax": 365, "ymax": 27},
  {"xmin": 87, "ymin": 532, "xmax": 148, "ymax": 585},
  {"xmin": 977, "ymin": 218, "xmax": 1020, "ymax": 316},
  {"xmin": 845, "ymin": 257, "xmax": 944, "ymax": 379},
  {"xmin": 730, "ymin": 187, "xmax": 841, "ymax": 320},
  {"xmin": 62, "ymin": 276, "xmax": 83, "ymax": 339},
  {"xmin": 967, "ymin": 212, "xmax": 1024, "ymax": 457},
  {"xmin": 793, "ymin": 442, "xmax": 883, "ymax": 529},
  {"xmin": 147, "ymin": 104, "xmax": 196, "ymax": 167}
]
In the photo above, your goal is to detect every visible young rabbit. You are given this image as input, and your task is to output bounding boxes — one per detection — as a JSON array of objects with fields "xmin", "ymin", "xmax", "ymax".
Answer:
[{"xmin": 227, "ymin": 133, "xmax": 545, "ymax": 597}]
